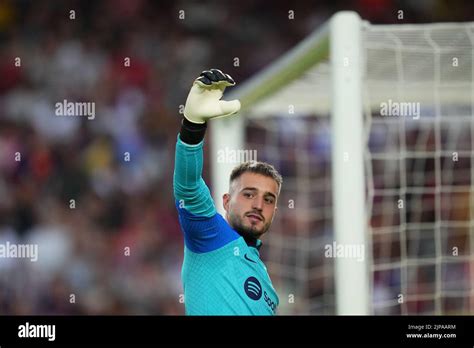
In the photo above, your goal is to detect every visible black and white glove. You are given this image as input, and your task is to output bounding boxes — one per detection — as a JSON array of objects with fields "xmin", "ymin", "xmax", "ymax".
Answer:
[{"xmin": 183, "ymin": 69, "xmax": 241, "ymax": 124}]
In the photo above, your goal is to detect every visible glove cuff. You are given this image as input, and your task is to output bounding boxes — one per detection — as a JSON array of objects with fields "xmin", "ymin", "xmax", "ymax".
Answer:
[{"xmin": 179, "ymin": 117, "xmax": 207, "ymax": 145}]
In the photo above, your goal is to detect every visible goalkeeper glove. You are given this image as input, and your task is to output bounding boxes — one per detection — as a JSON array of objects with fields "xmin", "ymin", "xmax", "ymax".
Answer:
[{"xmin": 184, "ymin": 69, "xmax": 241, "ymax": 124}]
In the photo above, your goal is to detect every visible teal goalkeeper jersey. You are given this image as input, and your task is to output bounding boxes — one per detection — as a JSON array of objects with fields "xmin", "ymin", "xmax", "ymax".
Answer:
[{"xmin": 173, "ymin": 136, "xmax": 279, "ymax": 315}]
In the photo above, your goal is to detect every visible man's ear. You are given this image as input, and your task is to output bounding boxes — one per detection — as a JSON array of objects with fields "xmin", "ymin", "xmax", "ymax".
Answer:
[{"xmin": 223, "ymin": 193, "xmax": 231, "ymax": 212}]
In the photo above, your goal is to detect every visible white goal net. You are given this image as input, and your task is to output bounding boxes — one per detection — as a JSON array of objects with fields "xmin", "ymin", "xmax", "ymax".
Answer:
[{"xmin": 211, "ymin": 12, "xmax": 474, "ymax": 315}]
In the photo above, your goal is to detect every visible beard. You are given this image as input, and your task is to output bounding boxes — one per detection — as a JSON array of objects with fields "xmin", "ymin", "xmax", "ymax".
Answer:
[{"xmin": 227, "ymin": 210, "xmax": 272, "ymax": 242}]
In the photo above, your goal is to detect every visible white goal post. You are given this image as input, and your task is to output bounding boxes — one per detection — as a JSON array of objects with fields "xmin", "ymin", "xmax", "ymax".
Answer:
[{"xmin": 210, "ymin": 11, "xmax": 474, "ymax": 315}]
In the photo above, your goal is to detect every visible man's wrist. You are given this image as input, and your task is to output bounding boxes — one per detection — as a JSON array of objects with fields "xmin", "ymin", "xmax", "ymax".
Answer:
[{"xmin": 179, "ymin": 117, "xmax": 207, "ymax": 145}]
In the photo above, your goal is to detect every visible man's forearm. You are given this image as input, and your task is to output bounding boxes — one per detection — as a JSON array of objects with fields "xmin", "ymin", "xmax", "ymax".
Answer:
[{"xmin": 173, "ymin": 119, "xmax": 216, "ymax": 218}]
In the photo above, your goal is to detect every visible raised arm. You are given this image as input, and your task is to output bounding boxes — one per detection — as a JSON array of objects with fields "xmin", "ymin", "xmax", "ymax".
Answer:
[
  {"xmin": 173, "ymin": 69, "xmax": 241, "ymax": 249},
  {"xmin": 173, "ymin": 69, "xmax": 240, "ymax": 212}
]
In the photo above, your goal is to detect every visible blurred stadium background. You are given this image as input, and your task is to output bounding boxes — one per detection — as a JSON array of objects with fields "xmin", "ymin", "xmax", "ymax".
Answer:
[{"xmin": 0, "ymin": 0, "xmax": 473, "ymax": 315}]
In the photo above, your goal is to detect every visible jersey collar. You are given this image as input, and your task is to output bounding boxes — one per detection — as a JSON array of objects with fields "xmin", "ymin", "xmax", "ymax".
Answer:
[{"xmin": 245, "ymin": 237, "xmax": 262, "ymax": 251}]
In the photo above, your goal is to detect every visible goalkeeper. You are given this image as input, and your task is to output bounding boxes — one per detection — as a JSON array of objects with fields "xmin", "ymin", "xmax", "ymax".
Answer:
[{"xmin": 173, "ymin": 69, "xmax": 281, "ymax": 315}]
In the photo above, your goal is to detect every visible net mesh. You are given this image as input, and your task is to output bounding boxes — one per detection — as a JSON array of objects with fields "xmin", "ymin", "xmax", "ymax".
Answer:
[
  {"xmin": 366, "ymin": 23, "xmax": 474, "ymax": 315},
  {"xmin": 241, "ymin": 21, "xmax": 474, "ymax": 314}
]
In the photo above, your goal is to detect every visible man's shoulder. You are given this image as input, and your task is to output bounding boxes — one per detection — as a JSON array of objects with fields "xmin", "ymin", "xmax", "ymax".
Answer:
[
  {"xmin": 176, "ymin": 203, "xmax": 242, "ymax": 253},
  {"xmin": 184, "ymin": 235, "xmax": 244, "ymax": 256}
]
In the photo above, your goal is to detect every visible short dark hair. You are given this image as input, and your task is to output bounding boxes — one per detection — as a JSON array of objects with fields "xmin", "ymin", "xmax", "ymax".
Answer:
[{"xmin": 229, "ymin": 161, "xmax": 283, "ymax": 194}]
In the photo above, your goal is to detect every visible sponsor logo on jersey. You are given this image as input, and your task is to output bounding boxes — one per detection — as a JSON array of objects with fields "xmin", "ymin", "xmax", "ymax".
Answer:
[
  {"xmin": 244, "ymin": 277, "xmax": 262, "ymax": 300},
  {"xmin": 264, "ymin": 291, "xmax": 277, "ymax": 313},
  {"xmin": 244, "ymin": 277, "xmax": 278, "ymax": 313}
]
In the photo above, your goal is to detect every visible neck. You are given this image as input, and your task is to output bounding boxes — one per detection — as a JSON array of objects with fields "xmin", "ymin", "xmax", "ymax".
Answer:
[{"xmin": 243, "ymin": 234, "xmax": 257, "ymax": 245}]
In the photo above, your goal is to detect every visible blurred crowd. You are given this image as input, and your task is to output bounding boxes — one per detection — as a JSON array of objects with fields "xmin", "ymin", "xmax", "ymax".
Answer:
[
  {"xmin": 0, "ymin": 0, "xmax": 473, "ymax": 314},
  {"xmin": 0, "ymin": 0, "xmax": 330, "ymax": 315}
]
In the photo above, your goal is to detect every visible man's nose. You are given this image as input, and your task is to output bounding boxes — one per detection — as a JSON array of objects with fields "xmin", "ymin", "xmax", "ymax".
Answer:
[{"xmin": 252, "ymin": 196, "xmax": 264, "ymax": 210}]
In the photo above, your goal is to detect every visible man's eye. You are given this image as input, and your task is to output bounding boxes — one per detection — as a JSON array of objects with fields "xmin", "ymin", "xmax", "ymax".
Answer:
[
  {"xmin": 244, "ymin": 192, "xmax": 253, "ymax": 198},
  {"xmin": 265, "ymin": 198, "xmax": 274, "ymax": 204}
]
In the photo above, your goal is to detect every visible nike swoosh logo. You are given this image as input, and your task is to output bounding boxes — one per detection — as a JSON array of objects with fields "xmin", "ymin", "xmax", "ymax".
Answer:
[{"xmin": 244, "ymin": 253, "xmax": 257, "ymax": 263}]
